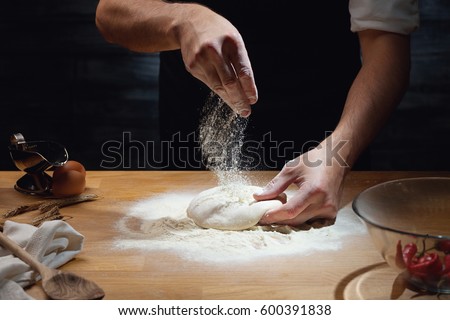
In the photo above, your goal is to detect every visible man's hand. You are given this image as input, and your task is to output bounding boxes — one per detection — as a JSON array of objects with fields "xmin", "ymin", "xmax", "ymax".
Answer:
[
  {"xmin": 96, "ymin": 0, "xmax": 258, "ymax": 117},
  {"xmin": 253, "ymin": 139, "xmax": 348, "ymax": 226},
  {"xmin": 177, "ymin": 7, "xmax": 257, "ymax": 117},
  {"xmin": 254, "ymin": 30, "xmax": 411, "ymax": 226}
]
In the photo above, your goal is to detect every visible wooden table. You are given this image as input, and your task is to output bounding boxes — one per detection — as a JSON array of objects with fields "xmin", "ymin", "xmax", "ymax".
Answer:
[{"xmin": 1, "ymin": 170, "xmax": 449, "ymax": 300}]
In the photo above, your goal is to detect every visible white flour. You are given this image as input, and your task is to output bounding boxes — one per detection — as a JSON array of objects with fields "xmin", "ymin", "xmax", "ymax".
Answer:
[
  {"xmin": 198, "ymin": 93, "xmax": 250, "ymax": 186},
  {"xmin": 112, "ymin": 93, "xmax": 367, "ymax": 263},
  {"xmin": 114, "ymin": 192, "xmax": 366, "ymax": 264}
]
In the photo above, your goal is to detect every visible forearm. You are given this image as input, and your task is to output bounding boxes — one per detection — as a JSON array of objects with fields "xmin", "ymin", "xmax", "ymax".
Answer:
[
  {"xmin": 255, "ymin": 31, "xmax": 412, "ymax": 225},
  {"xmin": 96, "ymin": 0, "xmax": 255, "ymax": 115},
  {"xmin": 331, "ymin": 30, "xmax": 411, "ymax": 168},
  {"xmin": 96, "ymin": 0, "xmax": 202, "ymax": 52}
]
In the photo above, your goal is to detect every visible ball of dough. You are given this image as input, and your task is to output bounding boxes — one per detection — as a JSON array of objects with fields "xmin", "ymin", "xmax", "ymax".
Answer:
[{"xmin": 187, "ymin": 185, "xmax": 283, "ymax": 231}]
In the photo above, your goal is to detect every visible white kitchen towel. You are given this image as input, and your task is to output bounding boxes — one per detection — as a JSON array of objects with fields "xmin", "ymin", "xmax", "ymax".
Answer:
[{"xmin": 0, "ymin": 220, "xmax": 84, "ymax": 299}]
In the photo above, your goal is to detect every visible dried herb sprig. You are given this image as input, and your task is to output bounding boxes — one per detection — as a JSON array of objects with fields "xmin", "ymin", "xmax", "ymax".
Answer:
[
  {"xmin": 31, "ymin": 206, "xmax": 62, "ymax": 226},
  {"xmin": 2, "ymin": 193, "xmax": 99, "ymax": 218},
  {"xmin": 1, "ymin": 193, "xmax": 99, "ymax": 230}
]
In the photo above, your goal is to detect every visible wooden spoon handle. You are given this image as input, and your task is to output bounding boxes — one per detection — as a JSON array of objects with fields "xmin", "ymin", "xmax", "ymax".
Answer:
[{"xmin": 0, "ymin": 231, "xmax": 47, "ymax": 276}]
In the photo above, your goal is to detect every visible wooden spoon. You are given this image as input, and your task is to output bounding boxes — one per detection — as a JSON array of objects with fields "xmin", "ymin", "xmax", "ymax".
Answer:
[{"xmin": 0, "ymin": 231, "xmax": 105, "ymax": 299}]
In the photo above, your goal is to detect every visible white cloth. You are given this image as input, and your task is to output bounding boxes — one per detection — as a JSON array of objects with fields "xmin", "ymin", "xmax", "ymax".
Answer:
[
  {"xmin": 0, "ymin": 220, "xmax": 84, "ymax": 299},
  {"xmin": 349, "ymin": 0, "xmax": 420, "ymax": 35}
]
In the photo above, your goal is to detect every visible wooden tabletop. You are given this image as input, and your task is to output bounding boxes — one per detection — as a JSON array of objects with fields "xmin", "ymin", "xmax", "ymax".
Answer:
[{"xmin": 1, "ymin": 170, "xmax": 449, "ymax": 300}]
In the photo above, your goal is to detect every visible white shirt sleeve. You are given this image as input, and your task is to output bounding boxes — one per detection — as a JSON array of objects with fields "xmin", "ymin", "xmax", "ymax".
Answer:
[{"xmin": 349, "ymin": 0, "xmax": 420, "ymax": 35}]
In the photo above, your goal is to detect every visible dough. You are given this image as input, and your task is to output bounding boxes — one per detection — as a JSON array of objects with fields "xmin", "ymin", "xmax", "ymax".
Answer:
[{"xmin": 187, "ymin": 185, "xmax": 283, "ymax": 231}]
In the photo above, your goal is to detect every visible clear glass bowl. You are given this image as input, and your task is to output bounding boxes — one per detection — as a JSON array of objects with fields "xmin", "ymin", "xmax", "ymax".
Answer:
[{"xmin": 352, "ymin": 177, "xmax": 450, "ymax": 293}]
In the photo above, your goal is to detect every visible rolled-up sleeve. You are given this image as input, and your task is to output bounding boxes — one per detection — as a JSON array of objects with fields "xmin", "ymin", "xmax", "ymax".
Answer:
[{"xmin": 349, "ymin": 0, "xmax": 420, "ymax": 35}]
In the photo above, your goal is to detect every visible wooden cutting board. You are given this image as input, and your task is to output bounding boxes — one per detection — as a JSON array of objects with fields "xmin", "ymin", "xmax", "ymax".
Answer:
[{"xmin": 1, "ymin": 170, "xmax": 449, "ymax": 300}]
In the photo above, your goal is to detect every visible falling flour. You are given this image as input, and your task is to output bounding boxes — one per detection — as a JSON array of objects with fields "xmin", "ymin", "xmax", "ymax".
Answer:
[
  {"xmin": 198, "ymin": 93, "xmax": 249, "ymax": 186},
  {"xmin": 114, "ymin": 191, "xmax": 367, "ymax": 264},
  {"xmin": 113, "ymin": 94, "xmax": 366, "ymax": 263}
]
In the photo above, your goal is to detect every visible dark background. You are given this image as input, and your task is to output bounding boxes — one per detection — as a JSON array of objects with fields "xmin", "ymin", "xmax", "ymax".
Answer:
[{"xmin": 0, "ymin": 0, "xmax": 449, "ymax": 171}]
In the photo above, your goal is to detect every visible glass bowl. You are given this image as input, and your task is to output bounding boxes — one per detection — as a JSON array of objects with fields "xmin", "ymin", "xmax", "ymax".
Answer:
[{"xmin": 352, "ymin": 177, "xmax": 450, "ymax": 293}]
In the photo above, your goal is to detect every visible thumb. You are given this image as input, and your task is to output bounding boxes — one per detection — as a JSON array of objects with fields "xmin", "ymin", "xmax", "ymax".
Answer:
[{"xmin": 253, "ymin": 175, "xmax": 292, "ymax": 201}]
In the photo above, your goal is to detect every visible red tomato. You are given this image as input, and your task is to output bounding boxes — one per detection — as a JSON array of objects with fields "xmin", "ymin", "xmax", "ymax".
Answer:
[{"xmin": 436, "ymin": 240, "xmax": 450, "ymax": 254}]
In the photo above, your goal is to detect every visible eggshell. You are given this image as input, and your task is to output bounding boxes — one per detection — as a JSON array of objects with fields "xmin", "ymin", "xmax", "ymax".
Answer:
[
  {"xmin": 52, "ymin": 161, "xmax": 86, "ymax": 197},
  {"xmin": 52, "ymin": 170, "xmax": 86, "ymax": 197},
  {"xmin": 53, "ymin": 160, "xmax": 86, "ymax": 179}
]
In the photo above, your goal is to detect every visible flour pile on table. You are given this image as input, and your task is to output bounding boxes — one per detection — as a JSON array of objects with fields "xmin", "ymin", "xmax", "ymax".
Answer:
[
  {"xmin": 114, "ymin": 192, "xmax": 366, "ymax": 263},
  {"xmin": 114, "ymin": 95, "xmax": 367, "ymax": 262}
]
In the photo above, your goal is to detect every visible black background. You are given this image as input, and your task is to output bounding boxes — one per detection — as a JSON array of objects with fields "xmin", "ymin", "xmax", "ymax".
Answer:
[{"xmin": 0, "ymin": 0, "xmax": 449, "ymax": 171}]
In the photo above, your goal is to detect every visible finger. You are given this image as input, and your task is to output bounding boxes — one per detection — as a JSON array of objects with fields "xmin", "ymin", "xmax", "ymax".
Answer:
[
  {"xmin": 275, "ymin": 192, "xmax": 287, "ymax": 204},
  {"xmin": 218, "ymin": 63, "xmax": 252, "ymax": 117},
  {"xmin": 204, "ymin": 66, "xmax": 250, "ymax": 117},
  {"xmin": 226, "ymin": 43, "xmax": 258, "ymax": 106},
  {"xmin": 186, "ymin": 45, "xmax": 237, "ymax": 112},
  {"xmin": 260, "ymin": 188, "xmax": 323, "ymax": 224},
  {"xmin": 273, "ymin": 204, "xmax": 337, "ymax": 227},
  {"xmin": 191, "ymin": 59, "xmax": 234, "ymax": 107},
  {"xmin": 253, "ymin": 173, "xmax": 295, "ymax": 201},
  {"xmin": 203, "ymin": 45, "xmax": 251, "ymax": 117},
  {"xmin": 259, "ymin": 204, "xmax": 311, "ymax": 225}
]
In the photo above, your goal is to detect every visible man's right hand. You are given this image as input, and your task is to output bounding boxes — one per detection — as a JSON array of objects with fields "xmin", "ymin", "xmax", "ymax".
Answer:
[{"xmin": 176, "ymin": 5, "xmax": 258, "ymax": 117}]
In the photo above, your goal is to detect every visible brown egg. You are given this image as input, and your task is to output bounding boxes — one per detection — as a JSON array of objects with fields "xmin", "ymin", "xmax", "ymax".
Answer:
[
  {"xmin": 53, "ymin": 160, "xmax": 86, "ymax": 179},
  {"xmin": 52, "ymin": 161, "xmax": 86, "ymax": 197}
]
